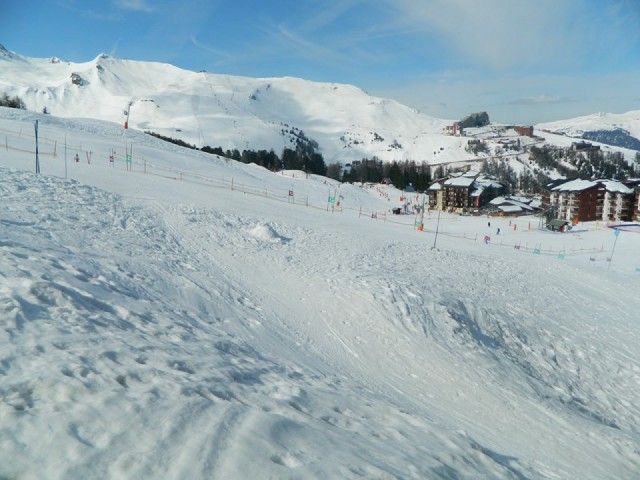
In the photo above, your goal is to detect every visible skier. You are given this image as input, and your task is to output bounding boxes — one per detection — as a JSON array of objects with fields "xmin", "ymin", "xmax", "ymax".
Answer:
[
  {"xmin": 74, "ymin": 153, "xmax": 79, "ymax": 163},
  {"xmin": 488, "ymin": 221, "xmax": 491, "ymax": 227},
  {"xmin": 497, "ymin": 227, "xmax": 501, "ymax": 235}
]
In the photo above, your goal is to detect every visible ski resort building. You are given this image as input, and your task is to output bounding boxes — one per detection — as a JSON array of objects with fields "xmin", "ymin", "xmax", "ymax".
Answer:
[
  {"xmin": 624, "ymin": 179, "xmax": 640, "ymax": 221},
  {"xmin": 488, "ymin": 196, "xmax": 542, "ymax": 216},
  {"xmin": 512, "ymin": 126, "xmax": 534, "ymax": 137},
  {"xmin": 444, "ymin": 122, "xmax": 463, "ymax": 136},
  {"xmin": 547, "ymin": 179, "xmax": 634, "ymax": 223},
  {"xmin": 570, "ymin": 141, "xmax": 600, "ymax": 153},
  {"xmin": 428, "ymin": 182, "xmax": 443, "ymax": 210},
  {"xmin": 429, "ymin": 172, "xmax": 503, "ymax": 212}
]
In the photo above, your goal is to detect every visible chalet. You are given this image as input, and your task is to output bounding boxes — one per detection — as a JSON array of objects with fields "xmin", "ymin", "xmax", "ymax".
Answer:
[
  {"xmin": 623, "ymin": 179, "xmax": 640, "ymax": 221},
  {"xmin": 444, "ymin": 175, "xmax": 475, "ymax": 209},
  {"xmin": 444, "ymin": 122, "xmax": 463, "ymax": 136},
  {"xmin": 547, "ymin": 179, "xmax": 634, "ymax": 223},
  {"xmin": 428, "ymin": 182, "xmax": 443, "ymax": 210},
  {"xmin": 488, "ymin": 196, "xmax": 541, "ymax": 216},
  {"xmin": 513, "ymin": 126, "xmax": 534, "ymax": 137},
  {"xmin": 596, "ymin": 180, "xmax": 635, "ymax": 221},
  {"xmin": 429, "ymin": 172, "xmax": 503, "ymax": 212},
  {"xmin": 571, "ymin": 141, "xmax": 600, "ymax": 153},
  {"xmin": 469, "ymin": 176, "xmax": 504, "ymax": 208}
]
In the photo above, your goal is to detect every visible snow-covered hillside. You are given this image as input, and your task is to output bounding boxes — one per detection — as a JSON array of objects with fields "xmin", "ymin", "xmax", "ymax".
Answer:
[
  {"xmin": 538, "ymin": 110, "xmax": 640, "ymax": 150},
  {"xmin": 1, "ymin": 108, "xmax": 640, "ymax": 479},
  {"xmin": 0, "ymin": 44, "xmax": 473, "ymax": 164}
]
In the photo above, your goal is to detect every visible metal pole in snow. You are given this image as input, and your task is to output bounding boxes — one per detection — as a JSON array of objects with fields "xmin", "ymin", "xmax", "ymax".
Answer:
[
  {"xmin": 64, "ymin": 135, "xmax": 67, "ymax": 179},
  {"xmin": 34, "ymin": 120, "xmax": 40, "ymax": 174},
  {"xmin": 432, "ymin": 208, "xmax": 442, "ymax": 250},
  {"xmin": 608, "ymin": 229, "xmax": 620, "ymax": 270}
]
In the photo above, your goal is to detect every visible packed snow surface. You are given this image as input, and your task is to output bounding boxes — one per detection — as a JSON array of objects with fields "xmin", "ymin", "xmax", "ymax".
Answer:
[{"xmin": 1, "ymin": 109, "xmax": 640, "ymax": 479}]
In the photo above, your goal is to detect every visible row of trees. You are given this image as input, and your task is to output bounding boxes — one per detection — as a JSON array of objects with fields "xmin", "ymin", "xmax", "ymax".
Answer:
[
  {"xmin": 144, "ymin": 131, "xmax": 328, "ymax": 176},
  {"xmin": 326, "ymin": 158, "xmax": 433, "ymax": 191},
  {"xmin": 529, "ymin": 145, "xmax": 639, "ymax": 182},
  {"xmin": 203, "ymin": 146, "xmax": 327, "ymax": 175},
  {"xmin": 480, "ymin": 157, "xmax": 559, "ymax": 195},
  {"xmin": 0, "ymin": 93, "xmax": 25, "ymax": 109}
]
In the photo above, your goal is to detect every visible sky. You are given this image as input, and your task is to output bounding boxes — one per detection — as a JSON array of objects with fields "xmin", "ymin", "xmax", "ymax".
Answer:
[{"xmin": 3, "ymin": 0, "xmax": 640, "ymax": 124}]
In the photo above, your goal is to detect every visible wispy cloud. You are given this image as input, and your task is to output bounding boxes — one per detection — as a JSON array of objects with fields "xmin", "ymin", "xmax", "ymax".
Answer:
[
  {"xmin": 56, "ymin": 0, "xmax": 123, "ymax": 21},
  {"xmin": 384, "ymin": 0, "xmax": 639, "ymax": 71},
  {"xmin": 113, "ymin": 0, "xmax": 154, "ymax": 13},
  {"xmin": 507, "ymin": 95, "xmax": 579, "ymax": 106},
  {"xmin": 299, "ymin": 0, "xmax": 365, "ymax": 32},
  {"xmin": 274, "ymin": 25, "xmax": 352, "ymax": 65},
  {"xmin": 190, "ymin": 35, "xmax": 233, "ymax": 60}
]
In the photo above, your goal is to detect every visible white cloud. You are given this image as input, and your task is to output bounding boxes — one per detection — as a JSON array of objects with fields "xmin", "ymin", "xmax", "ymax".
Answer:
[{"xmin": 385, "ymin": 0, "xmax": 635, "ymax": 70}]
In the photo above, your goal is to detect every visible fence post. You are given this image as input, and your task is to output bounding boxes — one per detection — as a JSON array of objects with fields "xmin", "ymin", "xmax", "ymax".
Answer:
[
  {"xmin": 231, "ymin": 177, "xmax": 234, "ymax": 191},
  {"xmin": 144, "ymin": 158, "xmax": 147, "ymax": 174}
]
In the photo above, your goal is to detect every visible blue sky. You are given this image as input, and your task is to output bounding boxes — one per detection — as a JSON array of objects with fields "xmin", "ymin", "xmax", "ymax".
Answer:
[{"xmin": 3, "ymin": 0, "xmax": 640, "ymax": 123}]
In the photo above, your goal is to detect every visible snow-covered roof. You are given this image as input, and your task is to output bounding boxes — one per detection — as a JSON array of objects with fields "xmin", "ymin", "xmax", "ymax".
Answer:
[
  {"xmin": 444, "ymin": 176, "xmax": 474, "ymax": 187},
  {"xmin": 470, "ymin": 186, "xmax": 484, "ymax": 197},
  {"xmin": 428, "ymin": 182, "xmax": 442, "ymax": 190},
  {"xmin": 552, "ymin": 179, "xmax": 597, "ymax": 192},
  {"xmin": 552, "ymin": 179, "xmax": 634, "ymax": 194},
  {"xmin": 489, "ymin": 195, "xmax": 538, "ymax": 211},
  {"xmin": 498, "ymin": 205, "xmax": 523, "ymax": 213},
  {"xmin": 597, "ymin": 180, "xmax": 633, "ymax": 194}
]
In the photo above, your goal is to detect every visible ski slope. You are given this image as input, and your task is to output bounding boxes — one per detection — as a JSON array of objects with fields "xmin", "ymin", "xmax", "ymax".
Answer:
[{"xmin": 1, "ymin": 109, "xmax": 640, "ymax": 479}]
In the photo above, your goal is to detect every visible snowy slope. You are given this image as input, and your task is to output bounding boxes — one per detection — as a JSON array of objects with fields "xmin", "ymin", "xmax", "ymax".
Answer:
[
  {"xmin": 538, "ymin": 110, "xmax": 640, "ymax": 150},
  {"xmin": 0, "ymin": 45, "xmax": 471, "ymax": 164},
  {"xmin": 1, "ymin": 109, "xmax": 640, "ymax": 479}
]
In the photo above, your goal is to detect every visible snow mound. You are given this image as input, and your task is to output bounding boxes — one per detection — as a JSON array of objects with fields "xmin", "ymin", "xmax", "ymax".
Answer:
[{"xmin": 248, "ymin": 223, "xmax": 290, "ymax": 243}]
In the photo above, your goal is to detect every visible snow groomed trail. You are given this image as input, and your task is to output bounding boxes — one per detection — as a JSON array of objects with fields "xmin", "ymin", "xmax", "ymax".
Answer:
[{"xmin": 1, "ymin": 110, "xmax": 640, "ymax": 479}]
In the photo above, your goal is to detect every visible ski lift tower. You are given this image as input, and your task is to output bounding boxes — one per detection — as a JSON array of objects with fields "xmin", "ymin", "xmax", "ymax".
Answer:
[{"xmin": 123, "ymin": 100, "xmax": 134, "ymax": 129}]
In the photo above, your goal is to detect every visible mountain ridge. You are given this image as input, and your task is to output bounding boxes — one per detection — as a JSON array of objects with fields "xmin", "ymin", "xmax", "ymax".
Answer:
[{"xmin": 0, "ymin": 47, "xmax": 464, "ymax": 164}]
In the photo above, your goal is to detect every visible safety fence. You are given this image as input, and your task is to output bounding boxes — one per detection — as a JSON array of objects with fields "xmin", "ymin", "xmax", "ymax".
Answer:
[{"xmin": 0, "ymin": 123, "xmax": 617, "ymax": 261}]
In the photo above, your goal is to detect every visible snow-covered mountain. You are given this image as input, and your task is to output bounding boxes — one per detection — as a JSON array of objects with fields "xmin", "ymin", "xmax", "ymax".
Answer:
[
  {"xmin": 0, "ymin": 44, "xmax": 474, "ymax": 164},
  {"xmin": 538, "ymin": 110, "xmax": 640, "ymax": 151}
]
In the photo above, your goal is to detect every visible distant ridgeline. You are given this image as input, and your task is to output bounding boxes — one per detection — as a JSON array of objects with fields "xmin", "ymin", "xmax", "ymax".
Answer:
[{"xmin": 581, "ymin": 128, "xmax": 640, "ymax": 151}]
